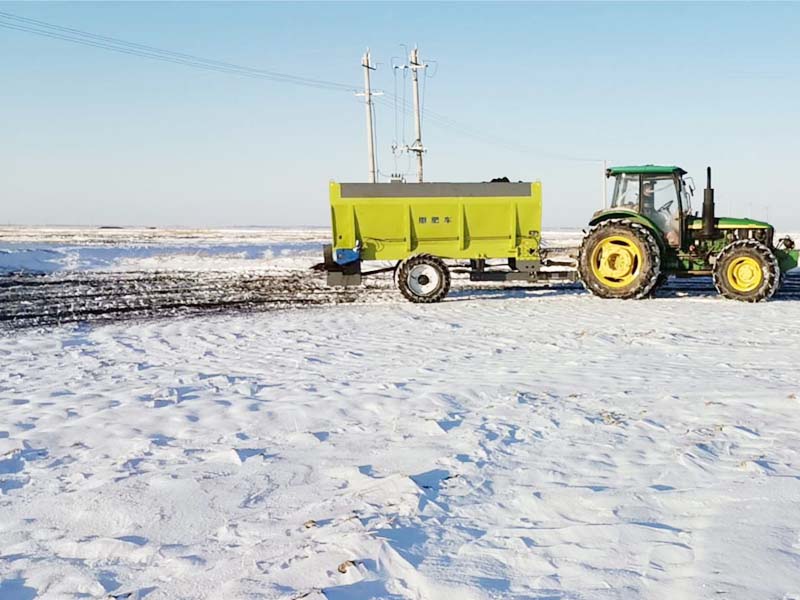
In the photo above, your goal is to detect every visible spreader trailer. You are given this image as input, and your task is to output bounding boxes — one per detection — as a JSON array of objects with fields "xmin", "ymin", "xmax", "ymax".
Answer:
[
  {"xmin": 319, "ymin": 166, "xmax": 800, "ymax": 303},
  {"xmin": 318, "ymin": 180, "xmax": 578, "ymax": 302}
]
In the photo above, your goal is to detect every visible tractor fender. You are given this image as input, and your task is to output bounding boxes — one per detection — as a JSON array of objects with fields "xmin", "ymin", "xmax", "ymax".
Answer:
[{"xmin": 588, "ymin": 210, "xmax": 667, "ymax": 253}]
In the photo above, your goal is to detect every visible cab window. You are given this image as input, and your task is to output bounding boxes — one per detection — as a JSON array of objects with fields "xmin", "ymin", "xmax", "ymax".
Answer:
[
  {"xmin": 642, "ymin": 176, "xmax": 680, "ymax": 246},
  {"xmin": 610, "ymin": 174, "xmax": 639, "ymax": 209},
  {"xmin": 679, "ymin": 178, "xmax": 693, "ymax": 214}
]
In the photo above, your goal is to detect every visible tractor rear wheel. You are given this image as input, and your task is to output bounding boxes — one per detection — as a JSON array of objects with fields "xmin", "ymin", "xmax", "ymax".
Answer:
[
  {"xmin": 397, "ymin": 254, "xmax": 451, "ymax": 303},
  {"xmin": 713, "ymin": 240, "xmax": 779, "ymax": 302},
  {"xmin": 578, "ymin": 219, "xmax": 662, "ymax": 299}
]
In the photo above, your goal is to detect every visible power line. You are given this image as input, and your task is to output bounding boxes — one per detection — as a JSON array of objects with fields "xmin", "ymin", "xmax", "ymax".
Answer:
[
  {"xmin": 0, "ymin": 11, "xmax": 359, "ymax": 92},
  {"xmin": 371, "ymin": 99, "xmax": 380, "ymax": 179},
  {"xmin": 392, "ymin": 60, "xmax": 400, "ymax": 173},
  {"xmin": 401, "ymin": 64, "xmax": 408, "ymax": 148},
  {"xmin": 394, "ymin": 96, "xmax": 601, "ymax": 162},
  {"xmin": 383, "ymin": 47, "xmax": 600, "ymax": 164},
  {"xmin": 1, "ymin": 10, "xmax": 603, "ymax": 164},
  {"xmin": 374, "ymin": 95, "xmax": 601, "ymax": 163}
]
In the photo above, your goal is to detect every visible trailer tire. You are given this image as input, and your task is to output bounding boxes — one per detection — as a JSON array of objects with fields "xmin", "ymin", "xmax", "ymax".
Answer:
[
  {"xmin": 397, "ymin": 254, "xmax": 451, "ymax": 303},
  {"xmin": 578, "ymin": 219, "xmax": 662, "ymax": 299},
  {"xmin": 713, "ymin": 239, "xmax": 779, "ymax": 302}
]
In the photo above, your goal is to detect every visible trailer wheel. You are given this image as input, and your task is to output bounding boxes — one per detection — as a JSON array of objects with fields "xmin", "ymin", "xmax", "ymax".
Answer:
[
  {"xmin": 713, "ymin": 240, "xmax": 779, "ymax": 302},
  {"xmin": 397, "ymin": 254, "xmax": 451, "ymax": 303},
  {"xmin": 578, "ymin": 219, "xmax": 661, "ymax": 299}
]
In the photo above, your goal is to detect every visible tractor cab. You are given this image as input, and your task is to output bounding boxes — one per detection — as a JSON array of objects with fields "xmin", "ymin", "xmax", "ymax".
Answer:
[{"xmin": 605, "ymin": 165, "xmax": 691, "ymax": 248}]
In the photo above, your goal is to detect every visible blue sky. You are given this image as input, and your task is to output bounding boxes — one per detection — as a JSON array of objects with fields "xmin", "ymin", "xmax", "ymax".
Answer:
[{"xmin": 1, "ymin": 2, "xmax": 798, "ymax": 227}]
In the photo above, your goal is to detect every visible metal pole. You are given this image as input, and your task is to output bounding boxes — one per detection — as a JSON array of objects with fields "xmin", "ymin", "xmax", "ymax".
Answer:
[
  {"xmin": 602, "ymin": 159, "xmax": 608, "ymax": 208},
  {"xmin": 410, "ymin": 47, "xmax": 425, "ymax": 183},
  {"xmin": 362, "ymin": 50, "xmax": 377, "ymax": 183}
]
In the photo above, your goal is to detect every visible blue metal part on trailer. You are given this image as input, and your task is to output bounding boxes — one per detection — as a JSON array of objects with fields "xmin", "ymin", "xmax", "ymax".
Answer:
[{"xmin": 334, "ymin": 247, "xmax": 361, "ymax": 265}]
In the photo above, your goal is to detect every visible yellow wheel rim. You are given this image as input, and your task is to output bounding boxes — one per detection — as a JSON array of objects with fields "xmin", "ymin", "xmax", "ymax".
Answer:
[
  {"xmin": 590, "ymin": 235, "xmax": 643, "ymax": 288},
  {"xmin": 726, "ymin": 256, "xmax": 763, "ymax": 292}
]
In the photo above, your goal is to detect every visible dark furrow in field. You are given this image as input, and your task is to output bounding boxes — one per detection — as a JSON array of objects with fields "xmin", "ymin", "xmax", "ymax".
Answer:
[
  {"xmin": 1, "ymin": 271, "xmax": 799, "ymax": 330},
  {"xmin": 0, "ymin": 271, "xmax": 375, "ymax": 329},
  {"xmin": 0, "ymin": 281, "xmax": 353, "ymax": 303}
]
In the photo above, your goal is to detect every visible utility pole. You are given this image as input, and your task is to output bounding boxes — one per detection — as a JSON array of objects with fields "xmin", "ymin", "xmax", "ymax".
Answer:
[
  {"xmin": 358, "ymin": 49, "xmax": 378, "ymax": 183},
  {"xmin": 602, "ymin": 159, "xmax": 608, "ymax": 208},
  {"xmin": 408, "ymin": 46, "xmax": 427, "ymax": 183}
]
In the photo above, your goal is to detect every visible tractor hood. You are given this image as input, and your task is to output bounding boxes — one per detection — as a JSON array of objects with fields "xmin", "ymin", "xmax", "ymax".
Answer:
[{"xmin": 687, "ymin": 216, "xmax": 772, "ymax": 230}]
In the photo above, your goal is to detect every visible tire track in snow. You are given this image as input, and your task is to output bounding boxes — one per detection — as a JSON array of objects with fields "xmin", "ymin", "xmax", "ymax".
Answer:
[
  {"xmin": 0, "ymin": 271, "xmax": 375, "ymax": 329},
  {"xmin": 3, "ymin": 270, "xmax": 799, "ymax": 330}
]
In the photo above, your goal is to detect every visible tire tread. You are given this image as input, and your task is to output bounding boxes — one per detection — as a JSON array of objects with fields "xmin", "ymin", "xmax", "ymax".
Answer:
[
  {"xmin": 397, "ymin": 254, "xmax": 451, "ymax": 303},
  {"xmin": 712, "ymin": 239, "xmax": 779, "ymax": 302}
]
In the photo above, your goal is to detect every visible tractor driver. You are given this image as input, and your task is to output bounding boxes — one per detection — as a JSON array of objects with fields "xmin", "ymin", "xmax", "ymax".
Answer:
[
  {"xmin": 642, "ymin": 181, "xmax": 656, "ymax": 216},
  {"xmin": 643, "ymin": 179, "xmax": 680, "ymax": 247}
]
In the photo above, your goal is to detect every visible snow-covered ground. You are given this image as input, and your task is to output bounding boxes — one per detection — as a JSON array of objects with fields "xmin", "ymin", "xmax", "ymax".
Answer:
[
  {"xmin": 2, "ymin": 228, "xmax": 800, "ymax": 599},
  {"xmin": 0, "ymin": 227, "xmax": 330, "ymax": 274}
]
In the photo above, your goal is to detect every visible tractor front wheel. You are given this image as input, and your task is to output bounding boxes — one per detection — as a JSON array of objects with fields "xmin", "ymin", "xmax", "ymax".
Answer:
[
  {"xmin": 713, "ymin": 240, "xmax": 779, "ymax": 302},
  {"xmin": 397, "ymin": 254, "xmax": 451, "ymax": 303},
  {"xmin": 578, "ymin": 219, "xmax": 662, "ymax": 299}
]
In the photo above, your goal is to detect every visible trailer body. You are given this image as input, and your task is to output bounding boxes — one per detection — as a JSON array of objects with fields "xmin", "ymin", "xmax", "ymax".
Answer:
[{"xmin": 329, "ymin": 181, "xmax": 542, "ymax": 262}]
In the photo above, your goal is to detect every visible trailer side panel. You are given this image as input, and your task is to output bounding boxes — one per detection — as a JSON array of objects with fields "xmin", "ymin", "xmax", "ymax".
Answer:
[{"xmin": 330, "ymin": 181, "xmax": 542, "ymax": 261}]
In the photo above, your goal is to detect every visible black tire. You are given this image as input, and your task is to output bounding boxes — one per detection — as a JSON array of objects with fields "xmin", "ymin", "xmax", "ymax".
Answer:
[
  {"xmin": 392, "ymin": 260, "xmax": 403, "ymax": 288},
  {"xmin": 713, "ymin": 240, "xmax": 779, "ymax": 302},
  {"xmin": 396, "ymin": 254, "xmax": 451, "ymax": 303},
  {"xmin": 578, "ymin": 219, "xmax": 662, "ymax": 299}
]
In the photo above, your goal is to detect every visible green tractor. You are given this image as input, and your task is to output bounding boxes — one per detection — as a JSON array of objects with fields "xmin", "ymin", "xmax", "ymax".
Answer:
[{"xmin": 579, "ymin": 165, "xmax": 799, "ymax": 302}]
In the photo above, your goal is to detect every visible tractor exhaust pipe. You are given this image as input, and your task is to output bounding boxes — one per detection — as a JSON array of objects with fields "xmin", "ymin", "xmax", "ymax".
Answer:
[{"xmin": 702, "ymin": 166, "xmax": 716, "ymax": 238}]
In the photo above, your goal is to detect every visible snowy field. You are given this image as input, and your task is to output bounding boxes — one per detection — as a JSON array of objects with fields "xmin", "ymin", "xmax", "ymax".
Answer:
[
  {"xmin": 2, "ymin": 228, "xmax": 800, "ymax": 600},
  {"xmin": 0, "ymin": 226, "xmax": 332, "ymax": 274}
]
